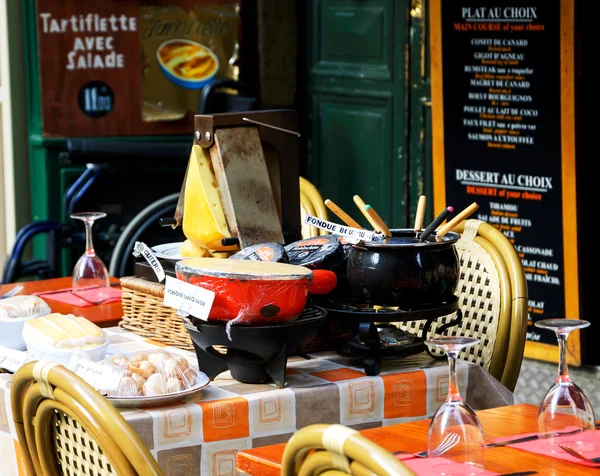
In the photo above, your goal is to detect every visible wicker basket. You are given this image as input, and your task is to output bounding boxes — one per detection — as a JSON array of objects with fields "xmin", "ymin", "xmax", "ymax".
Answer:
[{"xmin": 119, "ymin": 276, "xmax": 193, "ymax": 351}]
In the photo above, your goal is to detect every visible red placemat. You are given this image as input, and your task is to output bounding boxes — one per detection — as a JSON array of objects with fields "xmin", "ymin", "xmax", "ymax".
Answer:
[
  {"xmin": 36, "ymin": 286, "xmax": 121, "ymax": 307},
  {"xmin": 402, "ymin": 457, "xmax": 497, "ymax": 475},
  {"xmin": 502, "ymin": 431, "xmax": 600, "ymax": 468}
]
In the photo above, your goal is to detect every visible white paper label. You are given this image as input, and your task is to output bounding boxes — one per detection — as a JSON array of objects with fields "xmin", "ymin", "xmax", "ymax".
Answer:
[
  {"xmin": 0, "ymin": 346, "xmax": 30, "ymax": 373},
  {"xmin": 67, "ymin": 357, "xmax": 123, "ymax": 393},
  {"xmin": 304, "ymin": 215, "xmax": 385, "ymax": 243},
  {"xmin": 132, "ymin": 241, "xmax": 166, "ymax": 282},
  {"xmin": 163, "ymin": 276, "xmax": 215, "ymax": 321}
]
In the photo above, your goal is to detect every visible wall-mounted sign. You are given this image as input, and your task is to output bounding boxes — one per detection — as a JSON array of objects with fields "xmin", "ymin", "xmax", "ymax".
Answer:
[
  {"xmin": 36, "ymin": 0, "xmax": 239, "ymax": 137},
  {"xmin": 430, "ymin": 0, "xmax": 580, "ymax": 364}
]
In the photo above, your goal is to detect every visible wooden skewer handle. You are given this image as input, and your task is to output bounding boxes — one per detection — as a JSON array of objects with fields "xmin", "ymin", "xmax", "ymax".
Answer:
[
  {"xmin": 436, "ymin": 202, "xmax": 479, "ymax": 237},
  {"xmin": 324, "ymin": 199, "xmax": 363, "ymax": 229},
  {"xmin": 365, "ymin": 205, "xmax": 392, "ymax": 238},
  {"xmin": 414, "ymin": 195, "xmax": 427, "ymax": 232},
  {"xmin": 353, "ymin": 195, "xmax": 380, "ymax": 231}
]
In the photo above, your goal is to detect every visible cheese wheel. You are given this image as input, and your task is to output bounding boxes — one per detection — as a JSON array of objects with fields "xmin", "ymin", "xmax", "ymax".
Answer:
[
  {"xmin": 230, "ymin": 243, "xmax": 288, "ymax": 263},
  {"xmin": 285, "ymin": 235, "xmax": 345, "ymax": 270}
]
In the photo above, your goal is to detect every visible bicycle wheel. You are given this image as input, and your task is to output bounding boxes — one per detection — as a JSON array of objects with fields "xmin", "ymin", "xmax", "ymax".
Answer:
[{"xmin": 109, "ymin": 193, "xmax": 181, "ymax": 277}]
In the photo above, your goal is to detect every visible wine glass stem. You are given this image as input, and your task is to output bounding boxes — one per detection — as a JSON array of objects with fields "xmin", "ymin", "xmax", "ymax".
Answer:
[
  {"xmin": 84, "ymin": 221, "xmax": 95, "ymax": 255},
  {"xmin": 447, "ymin": 350, "xmax": 462, "ymax": 402},
  {"xmin": 557, "ymin": 332, "xmax": 571, "ymax": 383}
]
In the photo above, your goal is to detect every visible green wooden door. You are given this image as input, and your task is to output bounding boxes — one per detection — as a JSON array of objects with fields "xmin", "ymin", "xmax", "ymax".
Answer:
[
  {"xmin": 305, "ymin": 0, "xmax": 411, "ymax": 228},
  {"xmin": 407, "ymin": 0, "xmax": 433, "ymax": 226}
]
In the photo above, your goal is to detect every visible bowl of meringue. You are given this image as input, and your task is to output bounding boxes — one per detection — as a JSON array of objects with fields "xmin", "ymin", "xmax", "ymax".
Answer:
[{"xmin": 98, "ymin": 350, "xmax": 210, "ymax": 408}]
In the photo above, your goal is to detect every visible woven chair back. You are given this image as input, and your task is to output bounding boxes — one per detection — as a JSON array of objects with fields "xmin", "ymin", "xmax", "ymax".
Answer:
[
  {"xmin": 394, "ymin": 219, "xmax": 527, "ymax": 391},
  {"xmin": 281, "ymin": 423, "xmax": 415, "ymax": 475},
  {"xmin": 11, "ymin": 361, "xmax": 164, "ymax": 476}
]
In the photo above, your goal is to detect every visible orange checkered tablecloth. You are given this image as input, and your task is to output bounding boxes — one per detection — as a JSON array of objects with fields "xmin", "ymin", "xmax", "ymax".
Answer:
[{"xmin": 0, "ymin": 327, "xmax": 515, "ymax": 476}]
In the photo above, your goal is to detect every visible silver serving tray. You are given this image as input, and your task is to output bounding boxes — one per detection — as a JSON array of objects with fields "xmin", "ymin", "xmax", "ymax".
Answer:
[{"xmin": 106, "ymin": 372, "xmax": 210, "ymax": 408}]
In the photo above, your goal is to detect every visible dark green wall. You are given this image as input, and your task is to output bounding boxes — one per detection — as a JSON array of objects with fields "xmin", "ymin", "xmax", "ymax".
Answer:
[{"xmin": 303, "ymin": 0, "xmax": 432, "ymax": 229}]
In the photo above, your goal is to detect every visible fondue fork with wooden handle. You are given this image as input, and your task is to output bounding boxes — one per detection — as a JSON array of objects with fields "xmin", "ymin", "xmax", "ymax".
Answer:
[
  {"xmin": 364, "ymin": 204, "xmax": 392, "ymax": 238},
  {"xmin": 324, "ymin": 199, "xmax": 363, "ymax": 229},
  {"xmin": 414, "ymin": 195, "xmax": 427, "ymax": 235},
  {"xmin": 436, "ymin": 202, "xmax": 479, "ymax": 238},
  {"xmin": 353, "ymin": 195, "xmax": 381, "ymax": 231}
]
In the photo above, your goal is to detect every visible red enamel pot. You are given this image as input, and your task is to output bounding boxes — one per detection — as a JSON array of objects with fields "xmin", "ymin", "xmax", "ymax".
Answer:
[{"xmin": 175, "ymin": 258, "xmax": 313, "ymax": 325}]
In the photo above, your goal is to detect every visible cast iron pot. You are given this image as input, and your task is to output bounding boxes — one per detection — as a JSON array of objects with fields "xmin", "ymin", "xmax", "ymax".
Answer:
[{"xmin": 346, "ymin": 229, "xmax": 460, "ymax": 308}]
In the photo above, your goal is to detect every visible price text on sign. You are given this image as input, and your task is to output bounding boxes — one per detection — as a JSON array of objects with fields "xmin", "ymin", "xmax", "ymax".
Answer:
[
  {"xmin": 67, "ymin": 356, "xmax": 123, "ymax": 392},
  {"xmin": 163, "ymin": 276, "xmax": 215, "ymax": 321},
  {"xmin": 304, "ymin": 215, "xmax": 384, "ymax": 243},
  {"xmin": 0, "ymin": 346, "xmax": 30, "ymax": 373}
]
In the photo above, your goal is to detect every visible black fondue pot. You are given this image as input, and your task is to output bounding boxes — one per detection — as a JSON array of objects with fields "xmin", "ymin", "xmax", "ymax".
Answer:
[{"xmin": 346, "ymin": 229, "xmax": 460, "ymax": 307}]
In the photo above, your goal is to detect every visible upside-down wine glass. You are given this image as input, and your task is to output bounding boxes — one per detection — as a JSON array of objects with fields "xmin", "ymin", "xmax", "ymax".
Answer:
[
  {"xmin": 535, "ymin": 319, "xmax": 595, "ymax": 454},
  {"xmin": 71, "ymin": 212, "xmax": 110, "ymax": 301},
  {"xmin": 426, "ymin": 336, "xmax": 485, "ymax": 475}
]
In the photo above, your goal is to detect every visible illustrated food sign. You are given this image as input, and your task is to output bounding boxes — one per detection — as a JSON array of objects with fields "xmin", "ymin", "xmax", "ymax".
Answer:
[
  {"xmin": 35, "ymin": 0, "xmax": 239, "ymax": 137},
  {"xmin": 430, "ymin": 0, "xmax": 580, "ymax": 363}
]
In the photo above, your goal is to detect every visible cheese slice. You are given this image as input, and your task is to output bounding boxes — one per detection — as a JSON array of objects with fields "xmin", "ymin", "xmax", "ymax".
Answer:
[
  {"xmin": 23, "ymin": 313, "xmax": 107, "ymax": 349},
  {"xmin": 183, "ymin": 145, "xmax": 236, "ymax": 251},
  {"xmin": 176, "ymin": 257, "xmax": 313, "ymax": 280},
  {"xmin": 180, "ymin": 239, "xmax": 210, "ymax": 258}
]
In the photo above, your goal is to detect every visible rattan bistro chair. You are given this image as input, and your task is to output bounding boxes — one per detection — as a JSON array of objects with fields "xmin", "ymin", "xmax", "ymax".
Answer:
[
  {"xmin": 281, "ymin": 423, "xmax": 415, "ymax": 476},
  {"xmin": 395, "ymin": 219, "xmax": 528, "ymax": 392},
  {"xmin": 11, "ymin": 361, "xmax": 163, "ymax": 476}
]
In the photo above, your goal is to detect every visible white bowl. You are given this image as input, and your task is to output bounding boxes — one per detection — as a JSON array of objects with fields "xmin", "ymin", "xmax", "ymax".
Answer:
[
  {"xmin": 0, "ymin": 315, "xmax": 38, "ymax": 351},
  {"xmin": 0, "ymin": 295, "xmax": 52, "ymax": 350},
  {"xmin": 23, "ymin": 335, "xmax": 108, "ymax": 366}
]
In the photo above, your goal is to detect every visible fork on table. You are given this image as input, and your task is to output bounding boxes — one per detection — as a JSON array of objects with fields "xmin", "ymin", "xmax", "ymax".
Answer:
[
  {"xmin": 394, "ymin": 432, "xmax": 462, "ymax": 458},
  {"xmin": 557, "ymin": 444, "xmax": 600, "ymax": 466}
]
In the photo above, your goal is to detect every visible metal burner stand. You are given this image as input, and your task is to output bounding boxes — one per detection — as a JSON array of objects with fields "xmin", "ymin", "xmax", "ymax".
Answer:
[
  {"xmin": 182, "ymin": 306, "xmax": 327, "ymax": 388},
  {"xmin": 320, "ymin": 297, "xmax": 462, "ymax": 376}
]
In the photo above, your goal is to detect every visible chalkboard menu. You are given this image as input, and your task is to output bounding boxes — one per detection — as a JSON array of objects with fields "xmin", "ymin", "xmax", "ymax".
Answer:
[{"xmin": 430, "ymin": 0, "xmax": 580, "ymax": 364}]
